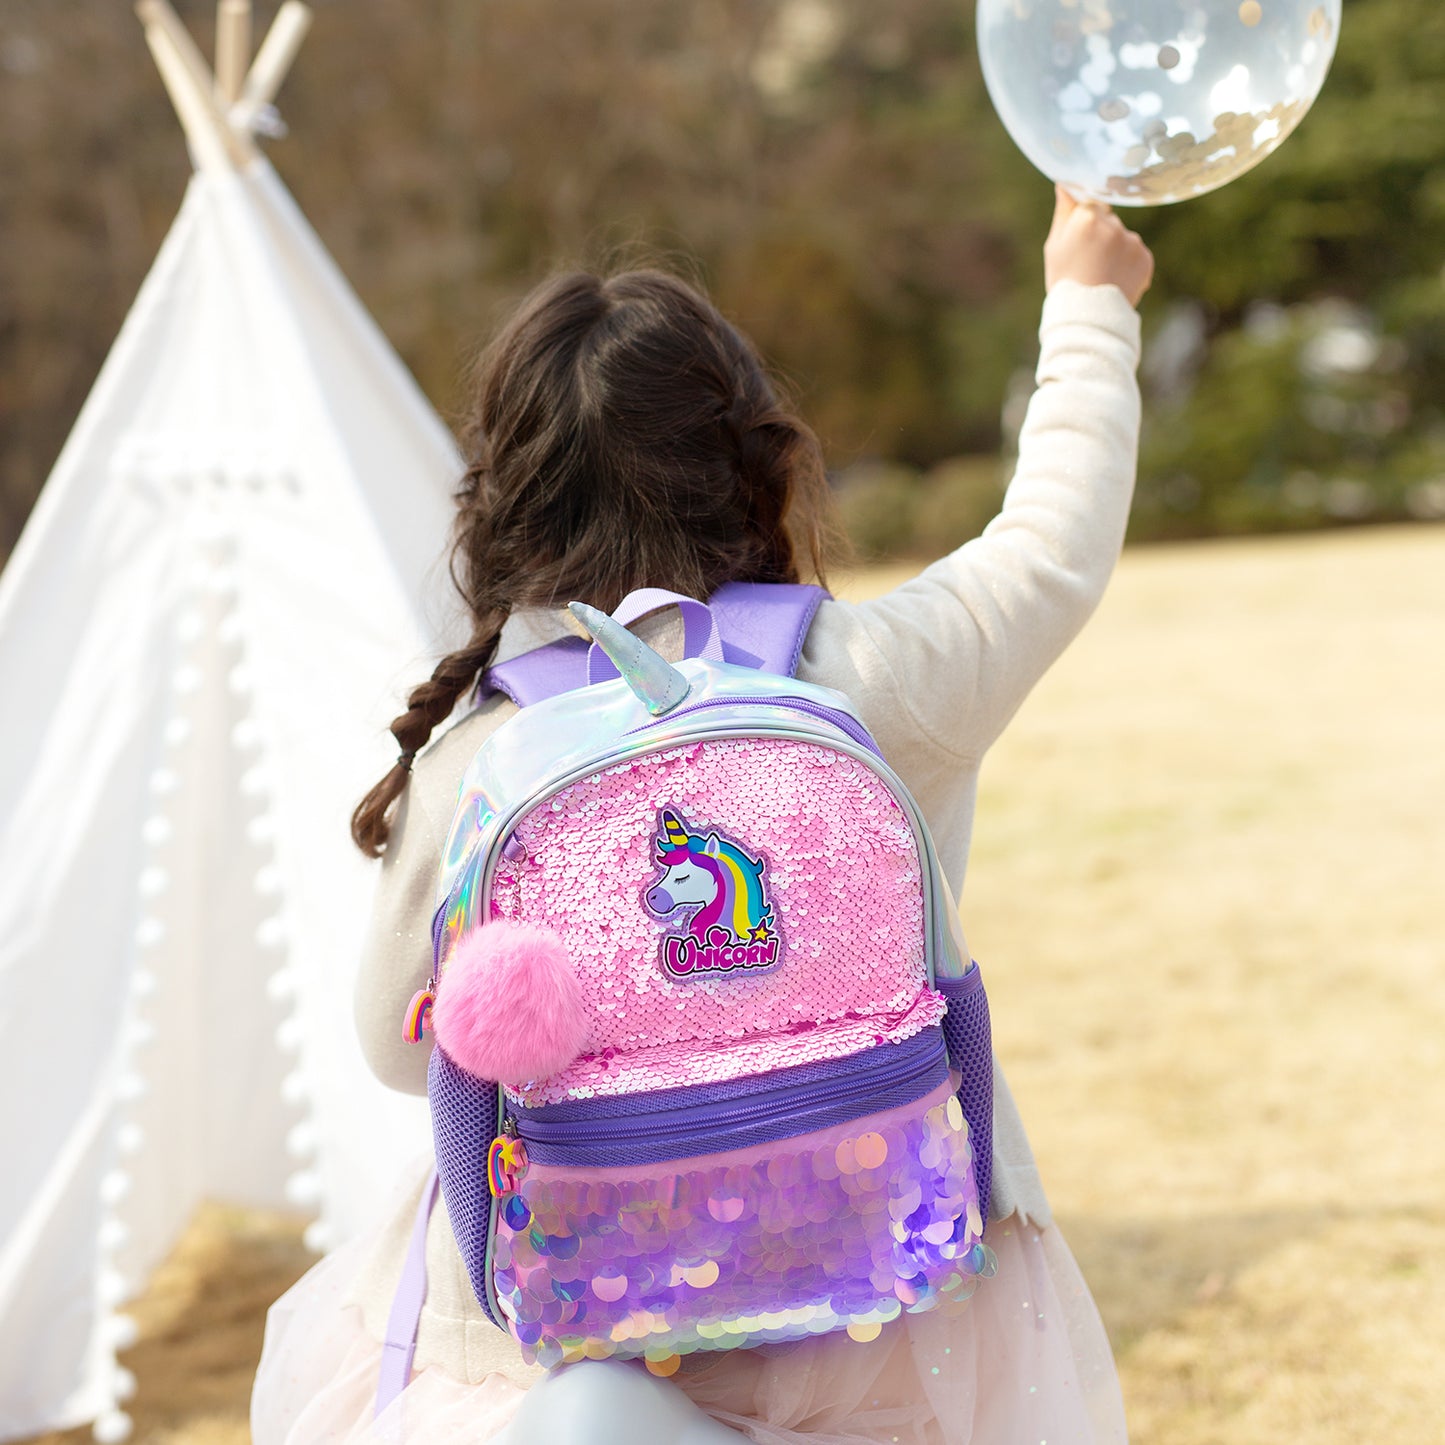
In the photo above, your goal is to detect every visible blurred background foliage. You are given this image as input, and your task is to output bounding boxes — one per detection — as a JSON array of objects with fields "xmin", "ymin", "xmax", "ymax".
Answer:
[{"xmin": 3, "ymin": 0, "xmax": 1444, "ymax": 565}]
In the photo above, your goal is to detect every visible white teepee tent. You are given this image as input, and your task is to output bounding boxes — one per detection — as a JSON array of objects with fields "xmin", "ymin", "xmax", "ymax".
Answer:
[{"xmin": 0, "ymin": 4, "xmax": 459, "ymax": 1437}]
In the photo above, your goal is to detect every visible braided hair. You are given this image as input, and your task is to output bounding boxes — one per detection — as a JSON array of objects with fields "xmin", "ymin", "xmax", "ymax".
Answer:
[{"xmin": 351, "ymin": 269, "xmax": 840, "ymax": 856}]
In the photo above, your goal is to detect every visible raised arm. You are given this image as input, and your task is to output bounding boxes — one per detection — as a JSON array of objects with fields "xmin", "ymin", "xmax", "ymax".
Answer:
[{"xmin": 805, "ymin": 190, "xmax": 1151, "ymax": 764}]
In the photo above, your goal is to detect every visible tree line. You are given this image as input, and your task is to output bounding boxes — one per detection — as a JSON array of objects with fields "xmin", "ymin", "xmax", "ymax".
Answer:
[{"xmin": 3, "ymin": 0, "xmax": 1443, "ymax": 567}]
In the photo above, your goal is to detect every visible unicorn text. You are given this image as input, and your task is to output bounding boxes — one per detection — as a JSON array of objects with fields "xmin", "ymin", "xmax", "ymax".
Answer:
[{"xmin": 662, "ymin": 926, "xmax": 781, "ymax": 979}]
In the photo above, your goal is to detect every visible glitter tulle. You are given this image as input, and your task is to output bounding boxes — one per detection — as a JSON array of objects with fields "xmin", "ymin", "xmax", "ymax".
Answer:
[
  {"xmin": 491, "ymin": 1082, "xmax": 993, "ymax": 1369},
  {"xmin": 252, "ymin": 1185, "xmax": 1128, "ymax": 1445}
]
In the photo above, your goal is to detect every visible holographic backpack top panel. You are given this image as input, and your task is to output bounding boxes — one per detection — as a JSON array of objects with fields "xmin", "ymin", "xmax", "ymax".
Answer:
[{"xmin": 412, "ymin": 587, "xmax": 997, "ymax": 1371}]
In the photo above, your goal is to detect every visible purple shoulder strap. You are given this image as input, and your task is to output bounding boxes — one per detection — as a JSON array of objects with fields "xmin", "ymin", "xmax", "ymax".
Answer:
[
  {"xmin": 483, "ymin": 635, "xmax": 590, "ymax": 708},
  {"xmin": 481, "ymin": 582, "xmax": 826, "ymax": 708},
  {"xmin": 374, "ymin": 1170, "xmax": 440, "ymax": 1419},
  {"xmin": 708, "ymin": 581, "xmax": 827, "ymax": 675}
]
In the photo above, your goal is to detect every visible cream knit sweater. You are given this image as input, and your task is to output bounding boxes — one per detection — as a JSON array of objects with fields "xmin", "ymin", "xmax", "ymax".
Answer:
[{"xmin": 348, "ymin": 279, "xmax": 1143, "ymax": 1387}]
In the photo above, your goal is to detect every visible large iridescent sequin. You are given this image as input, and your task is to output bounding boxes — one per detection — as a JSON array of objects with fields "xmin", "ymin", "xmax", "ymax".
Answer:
[
  {"xmin": 487, "ymin": 738, "xmax": 945, "ymax": 1105},
  {"xmin": 491, "ymin": 1083, "xmax": 994, "ymax": 1368}
]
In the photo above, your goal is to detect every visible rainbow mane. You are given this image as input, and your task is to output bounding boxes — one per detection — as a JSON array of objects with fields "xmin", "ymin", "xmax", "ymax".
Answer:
[{"xmin": 656, "ymin": 809, "xmax": 772, "ymax": 943}]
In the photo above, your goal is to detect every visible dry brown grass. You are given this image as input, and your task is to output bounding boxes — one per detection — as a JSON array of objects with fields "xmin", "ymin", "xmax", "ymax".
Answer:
[
  {"xmin": 852, "ymin": 524, "xmax": 1445, "ymax": 1442},
  {"xmin": 24, "ymin": 525, "xmax": 1445, "ymax": 1442},
  {"xmin": 26, "ymin": 1206, "xmax": 311, "ymax": 1445}
]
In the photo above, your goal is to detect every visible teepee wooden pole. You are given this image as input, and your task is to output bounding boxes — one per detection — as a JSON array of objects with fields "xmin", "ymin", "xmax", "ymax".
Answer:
[
  {"xmin": 215, "ymin": 0, "xmax": 252, "ymax": 105},
  {"xmin": 239, "ymin": 2, "xmax": 313, "ymax": 115},
  {"xmin": 137, "ymin": 0, "xmax": 257, "ymax": 170},
  {"xmin": 137, "ymin": 0, "xmax": 217, "ymax": 101}
]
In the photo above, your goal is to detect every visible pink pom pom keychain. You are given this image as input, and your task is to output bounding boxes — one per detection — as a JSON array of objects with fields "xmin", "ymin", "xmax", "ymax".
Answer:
[{"xmin": 431, "ymin": 919, "xmax": 590, "ymax": 1084}]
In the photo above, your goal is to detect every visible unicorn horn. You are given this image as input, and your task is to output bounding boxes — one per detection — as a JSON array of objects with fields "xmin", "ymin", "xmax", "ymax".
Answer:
[
  {"xmin": 660, "ymin": 810, "xmax": 691, "ymax": 848},
  {"xmin": 569, "ymin": 602, "xmax": 691, "ymax": 716}
]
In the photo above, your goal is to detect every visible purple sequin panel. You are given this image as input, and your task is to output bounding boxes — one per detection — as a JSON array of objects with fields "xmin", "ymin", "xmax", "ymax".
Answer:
[{"xmin": 491, "ymin": 1081, "xmax": 996, "ymax": 1369}]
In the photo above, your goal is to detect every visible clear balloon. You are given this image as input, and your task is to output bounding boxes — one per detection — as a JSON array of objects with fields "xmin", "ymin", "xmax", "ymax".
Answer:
[{"xmin": 977, "ymin": 0, "xmax": 1342, "ymax": 205}]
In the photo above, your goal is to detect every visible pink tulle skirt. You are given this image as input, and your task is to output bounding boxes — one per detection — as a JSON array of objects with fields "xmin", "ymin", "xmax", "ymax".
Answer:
[{"xmin": 252, "ymin": 1215, "xmax": 1126, "ymax": 1444}]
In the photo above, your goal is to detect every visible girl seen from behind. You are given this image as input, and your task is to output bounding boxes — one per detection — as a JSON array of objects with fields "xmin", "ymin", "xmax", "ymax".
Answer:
[{"xmin": 253, "ymin": 186, "xmax": 1153, "ymax": 1444}]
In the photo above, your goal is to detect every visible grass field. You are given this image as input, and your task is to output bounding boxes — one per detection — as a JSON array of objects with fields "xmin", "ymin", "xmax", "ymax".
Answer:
[{"xmin": 27, "ymin": 524, "xmax": 1445, "ymax": 1444}]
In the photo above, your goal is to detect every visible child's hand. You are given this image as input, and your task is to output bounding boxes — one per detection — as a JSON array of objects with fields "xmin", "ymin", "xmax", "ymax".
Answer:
[{"xmin": 1044, "ymin": 185, "xmax": 1155, "ymax": 306}]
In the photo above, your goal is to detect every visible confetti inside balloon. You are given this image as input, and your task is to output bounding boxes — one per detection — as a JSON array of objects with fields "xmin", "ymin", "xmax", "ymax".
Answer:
[{"xmin": 977, "ymin": 0, "xmax": 1342, "ymax": 205}]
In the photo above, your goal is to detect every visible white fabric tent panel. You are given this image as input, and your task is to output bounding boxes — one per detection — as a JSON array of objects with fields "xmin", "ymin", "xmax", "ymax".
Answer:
[{"xmin": 0, "ymin": 160, "xmax": 460, "ymax": 1438}]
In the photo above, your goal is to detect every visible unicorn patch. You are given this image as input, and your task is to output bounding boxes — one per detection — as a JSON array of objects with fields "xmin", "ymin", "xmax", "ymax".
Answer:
[{"xmin": 644, "ymin": 809, "xmax": 781, "ymax": 981}]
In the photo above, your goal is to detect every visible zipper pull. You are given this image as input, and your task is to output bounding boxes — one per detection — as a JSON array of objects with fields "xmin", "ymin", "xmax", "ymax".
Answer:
[
  {"xmin": 402, "ymin": 979, "xmax": 436, "ymax": 1043},
  {"xmin": 488, "ymin": 1118, "xmax": 529, "ymax": 1199}
]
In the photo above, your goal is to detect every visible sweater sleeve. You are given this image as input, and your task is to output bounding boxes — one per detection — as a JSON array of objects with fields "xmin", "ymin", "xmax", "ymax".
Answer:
[
  {"xmin": 353, "ymin": 702, "xmax": 509, "ymax": 1096},
  {"xmin": 353, "ymin": 777, "xmax": 448, "ymax": 1097},
  {"xmin": 802, "ymin": 280, "xmax": 1142, "ymax": 764}
]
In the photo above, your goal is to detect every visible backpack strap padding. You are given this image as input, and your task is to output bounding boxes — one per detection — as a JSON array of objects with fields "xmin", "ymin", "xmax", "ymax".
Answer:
[
  {"xmin": 481, "ymin": 635, "xmax": 589, "ymax": 709},
  {"xmin": 480, "ymin": 582, "xmax": 827, "ymax": 707},
  {"xmin": 708, "ymin": 581, "xmax": 827, "ymax": 677}
]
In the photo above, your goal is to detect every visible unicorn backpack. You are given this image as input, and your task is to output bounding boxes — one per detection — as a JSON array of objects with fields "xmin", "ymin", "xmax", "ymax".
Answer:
[{"xmin": 404, "ymin": 585, "xmax": 997, "ymax": 1377}]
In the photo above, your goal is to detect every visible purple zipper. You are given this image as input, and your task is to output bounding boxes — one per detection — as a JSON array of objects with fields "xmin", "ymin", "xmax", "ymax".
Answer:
[
  {"xmin": 514, "ymin": 1027, "xmax": 947, "ymax": 1168},
  {"xmin": 631, "ymin": 695, "xmax": 884, "ymax": 758}
]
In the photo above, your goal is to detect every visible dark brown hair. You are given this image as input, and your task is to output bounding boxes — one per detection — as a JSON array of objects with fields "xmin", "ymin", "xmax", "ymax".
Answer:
[{"xmin": 351, "ymin": 268, "xmax": 839, "ymax": 857}]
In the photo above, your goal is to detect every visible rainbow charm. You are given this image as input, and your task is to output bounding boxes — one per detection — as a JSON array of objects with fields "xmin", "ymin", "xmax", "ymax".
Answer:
[
  {"xmin": 487, "ymin": 1134, "xmax": 529, "ymax": 1198},
  {"xmin": 402, "ymin": 985, "xmax": 435, "ymax": 1044}
]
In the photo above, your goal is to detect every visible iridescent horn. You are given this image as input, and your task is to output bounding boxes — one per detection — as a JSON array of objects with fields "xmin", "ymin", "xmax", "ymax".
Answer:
[{"xmin": 569, "ymin": 602, "xmax": 690, "ymax": 716}]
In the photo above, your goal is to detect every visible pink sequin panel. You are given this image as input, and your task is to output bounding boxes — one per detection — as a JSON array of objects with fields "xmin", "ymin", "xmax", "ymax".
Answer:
[
  {"xmin": 489, "ymin": 739, "xmax": 944, "ymax": 1104},
  {"xmin": 491, "ymin": 1082, "xmax": 994, "ymax": 1368}
]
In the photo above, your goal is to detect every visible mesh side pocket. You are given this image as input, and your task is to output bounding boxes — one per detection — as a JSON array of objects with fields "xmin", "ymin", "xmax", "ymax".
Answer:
[
  {"xmin": 938, "ymin": 965, "xmax": 993, "ymax": 1222},
  {"xmin": 429, "ymin": 1046, "xmax": 503, "ymax": 1327}
]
